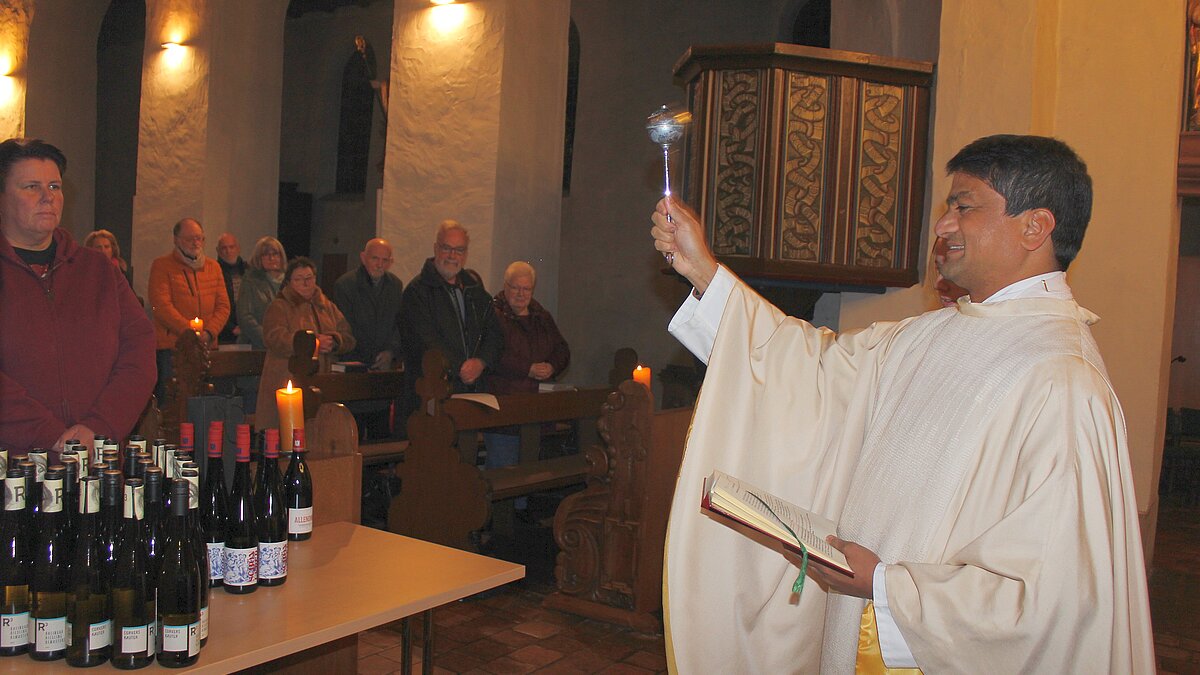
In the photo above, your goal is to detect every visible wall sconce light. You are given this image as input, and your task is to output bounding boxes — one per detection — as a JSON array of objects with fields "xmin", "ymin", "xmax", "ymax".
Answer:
[
  {"xmin": 159, "ymin": 40, "xmax": 188, "ymax": 69},
  {"xmin": 430, "ymin": 0, "xmax": 456, "ymax": 5}
]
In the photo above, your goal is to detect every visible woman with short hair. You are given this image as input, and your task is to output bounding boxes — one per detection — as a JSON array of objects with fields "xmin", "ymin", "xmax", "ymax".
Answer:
[{"xmin": 254, "ymin": 257, "xmax": 356, "ymax": 430}]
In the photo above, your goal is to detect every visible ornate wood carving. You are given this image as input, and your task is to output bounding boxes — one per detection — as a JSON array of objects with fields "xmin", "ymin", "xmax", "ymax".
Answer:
[
  {"xmin": 675, "ymin": 43, "xmax": 933, "ymax": 288},
  {"xmin": 546, "ymin": 381, "xmax": 691, "ymax": 632}
]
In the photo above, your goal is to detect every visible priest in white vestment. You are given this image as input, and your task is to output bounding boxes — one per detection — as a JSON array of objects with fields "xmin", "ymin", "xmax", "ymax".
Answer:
[{"xmin": 651, "ymin": 134, "xmax": 1154, "ymax": 674}]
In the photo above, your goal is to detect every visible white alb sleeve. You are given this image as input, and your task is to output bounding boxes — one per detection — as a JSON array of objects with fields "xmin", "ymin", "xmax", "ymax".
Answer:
[
  {"xmin": 667, "ymin": 265, "xmax": 736, "ymax": 365},
  {"xmin": 873, "ymin": 563, "xmax": 918, "ymax": 668}
]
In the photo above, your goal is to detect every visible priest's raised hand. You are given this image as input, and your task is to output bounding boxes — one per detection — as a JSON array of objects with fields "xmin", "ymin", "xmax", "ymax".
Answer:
[{"xmin": 650, "ymin": 197, "xmax": 719, "ymax": 296}]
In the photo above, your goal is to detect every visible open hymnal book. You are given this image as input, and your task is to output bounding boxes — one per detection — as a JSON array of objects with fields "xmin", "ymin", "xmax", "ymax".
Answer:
[{"xmin": 701, "ymin": 470, "xmax": 852, "ymax": 576}]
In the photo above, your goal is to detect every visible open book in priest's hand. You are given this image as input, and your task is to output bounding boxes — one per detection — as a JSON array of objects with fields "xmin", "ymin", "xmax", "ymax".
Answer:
[{"xmin": 701, "ymin": 470, "xmax": 853, "ymax": 576}]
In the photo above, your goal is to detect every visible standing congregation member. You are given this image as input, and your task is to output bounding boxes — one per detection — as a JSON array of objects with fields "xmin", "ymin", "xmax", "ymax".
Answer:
[
  {"xmin": 650, "ymin": 134, "xmax": 1154, "ymax": 673},
  {"xmin": 233, "ymin": 236, "xmax": 287, "ymax": 413},
  {"xmin": 148, "ymin": 217, "xmax": 230, "ymax": 402},
  {"xmin": 0, "ymin": 139, "xmax": 155, "ymax": 458},
  {"xmin": 255, "ymin": 257, "xmax": 355, "ymax": 431},
  {"xmin": 483, "ymin": 261, "xmax": 570, "ymax": 470},
  {"xmin": 399, "ymin": 220, "xmax": 503, "ymax": 416},
  {"xmin": 216, "ymin": 232, "xmax": 246, "ymax": 344},
  {"xmin": 333, "ymin": 237, "xmax": 403, "ymax": 438}
]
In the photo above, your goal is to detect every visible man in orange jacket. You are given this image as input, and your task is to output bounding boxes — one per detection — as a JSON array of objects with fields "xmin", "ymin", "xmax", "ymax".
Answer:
[{"xmin": 148, "ymin": 217, "xmax": 230, "ymax": 402}]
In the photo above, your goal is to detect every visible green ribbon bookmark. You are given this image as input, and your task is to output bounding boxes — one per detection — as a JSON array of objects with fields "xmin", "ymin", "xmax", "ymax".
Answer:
[{"xmin": 745, "ymin": 491, "xmax": 809, "ymax": 595}]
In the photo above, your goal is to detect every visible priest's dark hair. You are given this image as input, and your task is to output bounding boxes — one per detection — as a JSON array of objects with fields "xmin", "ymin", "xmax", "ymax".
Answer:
[
  {"xmin": 0, "ymin": 138, "xmax": 67, "ymax": 189},
  {"xmin": 946, "ymin": 134, "xmax": 1092, "ymax": 271}
]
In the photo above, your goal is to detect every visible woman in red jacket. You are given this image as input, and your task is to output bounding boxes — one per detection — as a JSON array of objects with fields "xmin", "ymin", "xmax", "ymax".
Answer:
[{"xmin": 0, "ymin": 139, "xmax": 156, "ymax": 458}]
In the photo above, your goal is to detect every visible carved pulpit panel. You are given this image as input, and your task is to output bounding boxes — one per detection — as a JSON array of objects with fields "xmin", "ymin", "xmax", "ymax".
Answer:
[{"xmin": 676, "ymin": 43, "xmax": 933, "ymax": 288}]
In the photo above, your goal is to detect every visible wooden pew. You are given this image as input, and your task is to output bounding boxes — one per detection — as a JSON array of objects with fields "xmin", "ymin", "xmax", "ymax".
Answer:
[
  {"xmin": 302, "ymin": 402, "xmax": 365, "ymax": 527},
  {"xmin": 286, "ymin": 330, "xmax": 409, "ymax": 466},
  {"xmin": 387, "ymin": 350, "xmax": 611, "ymax": 551},
  {"xmin": 545, "ymin": 380, "xmax": 692, "ymax": 633},
  {"xmin": 159, "ymin": 329, "xmax": 265, "ymax": 443}
]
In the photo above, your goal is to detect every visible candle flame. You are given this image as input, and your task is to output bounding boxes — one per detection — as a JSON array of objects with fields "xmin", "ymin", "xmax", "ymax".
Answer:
[
  {"xmin": 635, "ymin": 365, "xmax": 645, "ymax": 372},
  {"xmin": 285, "ymin": 380, "xmax": 294, "ymax": 393}
]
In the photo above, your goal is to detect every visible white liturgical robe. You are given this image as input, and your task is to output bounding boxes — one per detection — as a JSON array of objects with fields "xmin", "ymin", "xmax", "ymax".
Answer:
[{"xmin": 663, "ymin": 266, "xmax": 1154, "ymax": 674}]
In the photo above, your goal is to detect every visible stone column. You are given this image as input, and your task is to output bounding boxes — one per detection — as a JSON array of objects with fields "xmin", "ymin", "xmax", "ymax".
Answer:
[
  {"xmin": 380, "ymin": 0, "xmax": 569, "ymax": 309},
  {"xmin": 129, "ymin": 0, "xmax": 287, "ymax": 293},
  {"xmin": 0, "ymin": 1, "xmax": 34, "ymax": 140}
]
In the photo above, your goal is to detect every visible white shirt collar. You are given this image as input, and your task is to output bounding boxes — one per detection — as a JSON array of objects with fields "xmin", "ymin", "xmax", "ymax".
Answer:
[{"xmin": 978, "ymin": 271, "xmax": 1073, "ymax": 303}]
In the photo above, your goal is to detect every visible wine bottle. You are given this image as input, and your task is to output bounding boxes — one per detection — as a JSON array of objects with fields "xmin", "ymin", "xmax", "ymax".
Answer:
[
  {"xmin": 0, "ymin": 448, "xmax": 7, "ymax": 479},
  {"xmin": 0, "ymin": 467, "xmax": 30, "ymax": 656},
  {"xmin": 155, "ymin": 479, "xmax": 200, "ymax": 667},
  {"xmin": 180, "ymin": 469, "xmax": 209, "ymax": 646},
  {"xmin": 111, "ymin": 479, "xmax": 152, "ymax": 670},
  {"xmin": 29, "ymin": 465, "xmax": 68, "ymax": 661},
  {"xmin": 66, "ymin": 475, "xmax": 111, "ymax": 667},
  {"xmin": 98, "ymin": 469, "xmax": 124, "ymax": 588},
  {"xmin": 141, "ymin": 467, "xmax": 164, "ymax": 581},
  {"xmin": 255, "ymin": 429, "xmax": 288, "ymax": 586},
  {"xmin": 19, "ymin": 460, "xmax": 37, "ymax": 518},
  {"xmin": 28, "ymin": 448, "xmax": 47, "ymax": 485},
  {"xmin": 201, "ymin": 433, "xmax": 228, "ymax": 590},
  {"xmin": 223, "ymin": 425, "xmax": 258, "ymax": 594},
  {"xmin": 65, "ymin": 440, "xmax": 87, "ymax": 478},
  {"xmin": 60, "ymin": 454, "xmax": 79, "ymax": 538},
  {"xmin": 283, "ymin": 428, "xmax": 313, "ymax": 541},
  {"xmin": 125, "ymin": 437, "xmax": 147, "ymax": 480}
]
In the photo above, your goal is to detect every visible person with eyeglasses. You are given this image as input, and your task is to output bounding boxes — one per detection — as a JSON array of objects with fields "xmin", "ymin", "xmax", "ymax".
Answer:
[
  {"xmin": 255, "ymin": 257, "xmax": 356, "ymax": 432},
  {"xmin": 147, "ymin": 216, "xmax": 231, "ymax": 402},
  {"xmin": 399, "ymin": 220, "xmax": 503, "ymax": 420},
  {"xmin": 482, "ymin": 261, "xmax": 570, "ymax": 490}
]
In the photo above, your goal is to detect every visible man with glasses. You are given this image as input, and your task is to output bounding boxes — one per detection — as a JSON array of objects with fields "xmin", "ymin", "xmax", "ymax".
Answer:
[
  {"xmin": 148, "ymin": 217, "xmax": 231, "ymax": 402},
  {"xmin": 399, "ymin": 220, "xmax": 503, "ymax": 419}
]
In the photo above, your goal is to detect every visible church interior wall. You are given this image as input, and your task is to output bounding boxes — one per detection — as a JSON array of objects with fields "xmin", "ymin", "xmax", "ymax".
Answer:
[
  {"xmin": 24, "ymin": 0, "xmax": 110, "ymax": 242},
  {"xmin": 557, "ymin": 0, "xmax": 797, "ymax": 391},
  {"xmin": 279, "ymin": 0, "xmax": 393, "ymax": 271},
  {"xmin": 202, "ymin": 1, "xmax": 288, "ymax": 257}
]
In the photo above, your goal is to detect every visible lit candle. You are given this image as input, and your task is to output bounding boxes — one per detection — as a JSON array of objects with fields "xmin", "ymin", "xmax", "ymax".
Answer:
[
  {"xmin": 276, "ymin": 380, "xmax": 304, "ymax": 451},
  {"xmin": 633, "ymin": 364, "xmax": 652, "ymax": 390},
  {"xmin": 189, "ymin": 317, "xmax": 204, "ymax": 334}
]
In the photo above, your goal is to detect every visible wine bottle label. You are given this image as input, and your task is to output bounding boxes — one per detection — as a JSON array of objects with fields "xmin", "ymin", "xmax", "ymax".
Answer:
[
  {"xmin": 223, "ymin": 546, "xmax": 259, "ymax": 586},
  {"xmin": 200, "ymin": 605, "xmax": 208, "ymax": 640},
  {"xmin": 30, "ymin": 452, "xmax": 46, "ymax": 482},
  {"xmin": 160, "ymin": 622, "xmax": 200, "ymax": 656},
  {"xmin": 89, "ymin": 619, "xmax": 112, "ymax": 649},
  {"xmin": 41, "ymin": 477, "xmax": 64, "ymax": 513},
  {"xmin": 258, "ymin": 540, "xmax": 288, "ymax": 579},
  {"xmin": 288, "ymin": 506, "xmax": 313, "ymax": 534},
  {"xmin": 120, "ymin": 624, "xmax": 149, "ymax": 655},
  {"xmin": 33, "ymin": 615, "xmax": 66, "ymax": 652},
  {"xmin": 0, "ymin": 611, "xmax": 28, "ymax": 647},
  {"xmin": 4, "ymin": 475, "xmax": 24, "ymax": 510},
  {"xmin": 206, "ymin": 542, "xmax": 225, "ymax": 580}
]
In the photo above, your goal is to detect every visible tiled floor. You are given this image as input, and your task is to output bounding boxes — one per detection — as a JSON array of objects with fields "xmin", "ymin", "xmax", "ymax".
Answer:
[
  {"xmin": 358, "ymin": 497, "xmax": 1200, "ymax": 674},
  {"xmin": 357, "ymin": 497, "xmax": 668, "ymax": 675},
  {"xmin": 1151, "ymin": 501, "xmax": 1200, "ymax": 675}
]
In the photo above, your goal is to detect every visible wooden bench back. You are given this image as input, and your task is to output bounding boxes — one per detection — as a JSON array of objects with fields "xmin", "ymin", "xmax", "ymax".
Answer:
[
  {"xmin": 387, "ymin": 349, "xmax": 612, "ymax": 550},
  {"xmin": 159, "ymin": 329, "xmax": 266, "ymax": 443}
]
